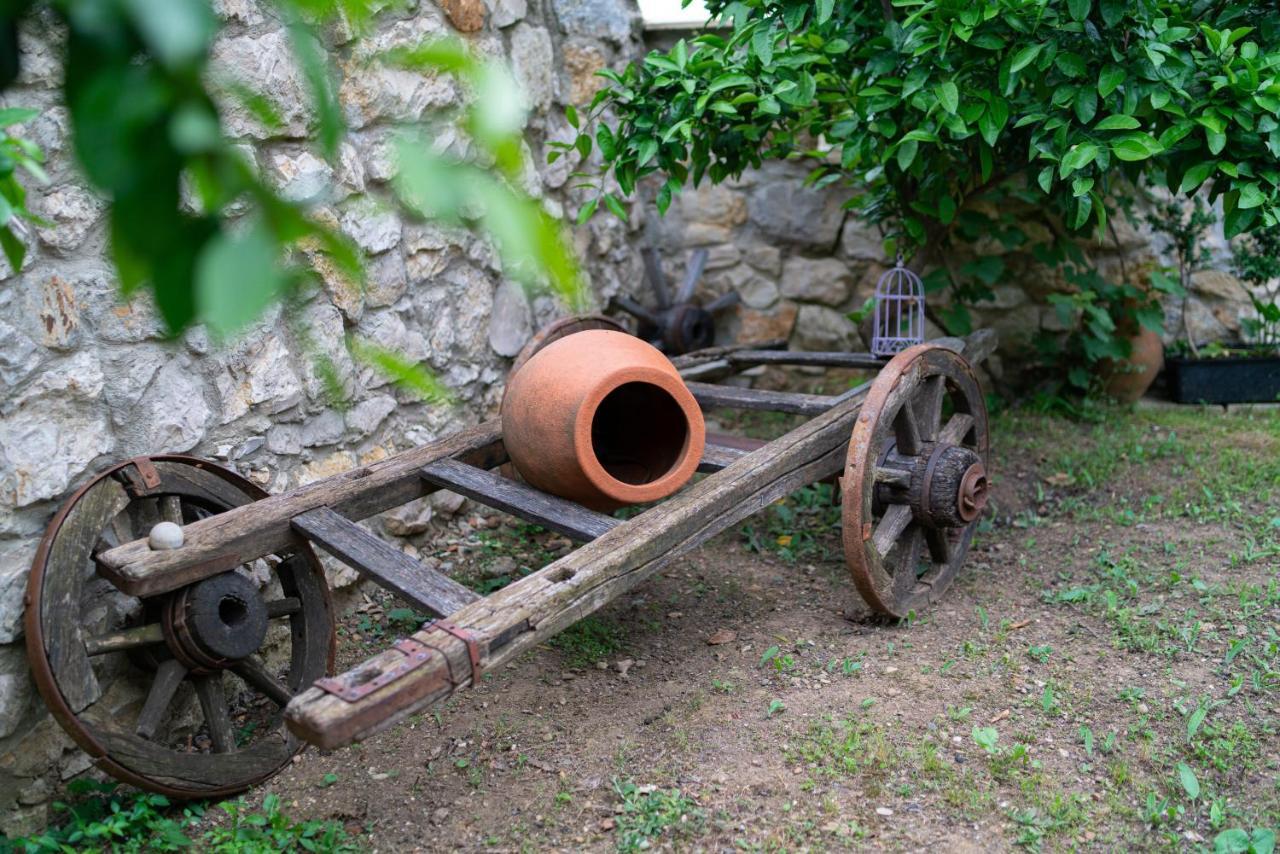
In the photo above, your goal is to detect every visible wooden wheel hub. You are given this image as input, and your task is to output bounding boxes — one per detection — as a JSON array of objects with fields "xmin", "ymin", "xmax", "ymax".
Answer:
[
  {"xmin": 843, "ymin": 344, "xmax": 990, "ymax": 618},
  {"xmin": 162, "ymin": 573, "xmax": 270, "ymax": 673}
]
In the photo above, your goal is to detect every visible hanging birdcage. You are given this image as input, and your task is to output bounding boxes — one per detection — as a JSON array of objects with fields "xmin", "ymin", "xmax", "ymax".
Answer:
[{"xmin": 871, "ymin": 258, "xmax": 925, "ymax": 357}]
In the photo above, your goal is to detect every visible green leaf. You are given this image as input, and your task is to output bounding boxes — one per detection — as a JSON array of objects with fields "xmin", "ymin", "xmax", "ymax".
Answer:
[
  {"xmin": 1095, "ymin": 114, "xmax": 1140, "ymax": 131},
  {"xmin": 349, "ymin": 337, "xmax": 452, "ymax": 404},
  {"xmin": 1237, "ymin": 183, "xmax": 1266, "ymax": 210},
  {"xmin": 751, "ymin": 25, "xmax": 775, "ymax": 65},
  {"xmin": 121, "ymin": 0, "xmax": 217, "ymax": 69},
  {"xmin": 1177, "ymin": 763, "xmax": 1200, "ymax": 800},
  {"xmin": 815, "ymin": 0, "xmax": 835, "ymax": 24},
  {"xmin": 1111, "ymin": 133, "xmax": 1161, "ymax": 162},
  {"xmin": 1179, "ymin": 161, "xmax": 1216, "ymax": 194},
  {"xmin": 896, "ymin": 138, "xmax": 918, "ymax": 171},
  {"xmin": 564, "ymin": 104, "xmax": 579, "ymax": 129},
  {"xmin": 636, "ymin": 137, "xmax": 658, "ymax": 167},
  {"xmin": 604, "ymin": 193, "xmax": 628, "ymax": 222},
  {"xmin": 0, "ymin": 107, "xmax": 39, "ymax": 128},
  {"xmin": 972, "ymin": 726, "xmax": 999, "ymax": 754},
  {"xmin": 937, "ymin": 195, "xmax": 956, "ymax": 225},
  {"xmin": 1038, "ymin": 166, "xmax": 1053, "ymax": 194},
  {"xmin": 1074, "ymin": 88, "xmax": 1098, "ymax": 124},
  {"xmin": 1187, "ymin": 704, "xmax": 1208, "ymax": 739},
  {"xmin": 1206, "ymin": 129, "xmax": 1227, "ymax": 156},
  {"xmin": 1099, "ymin": 0, "xmax": 1124, "ymax": 27},
  {"xmin": 1098, "ymin": 64, "xmax": 1125, "ymax": 98},
  {"xmin": 1068, "ymin": 0, "xmax": 1091, "ymax": 21},
  {"xmin": 287, "ymin": 22, "xmax": 345, "ymax": 160},
  {"xmin": 707, "ymin": 73, "xmax": 753, "ymax": 96},
  {"xmin": 1059, "ymin": 142, "xmax": 1099, "ymax": 176},
  {"xmin": 936, "ymin": 82, "xmax": 959, "ymax": 115},
  {"xmin": 596, "ymin": 123, "xmax": 617, "ymax": 160},
  {"xmin": 195, "ymin": 220, "xmax": 289, "ymax": 339},
  {"xmin": 672, "ymin": 39, "xmax": 688, "ymax": 72},
  {"xmin": 1010, "ymin": 43, "xmax": 1043, "ymax": 74},
  {"xmin": 576, "ymin": 198, "xmax": 599, "ymax": 225},
  {"xmin": 0, "ymin": 224, "xmax": 25, "ymax": 272}
]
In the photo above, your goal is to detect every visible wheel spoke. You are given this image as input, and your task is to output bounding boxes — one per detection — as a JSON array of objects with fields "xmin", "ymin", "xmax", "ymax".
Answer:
[
  {"xmin": 86, "ymin": 623, "xmax": 165, "ymax": 656},
  {"xmin": 890, "ymin": 527, "xmax": 923, "ymax": 599},
  {"xmin": 924, "ymin": 528, "xmax": 952, "ymax": 564},
  {"xmin": 232, "ymin": 656, "xmax": 294, "ymax": 707},
  {"xmin": 873, "ymin": 466, "xmax": 911, "ymax": 488},
  {"xmin": 136, "ymin": 659, "xmax": 187, "ymax": 739},
  {"xmin": 939, "ymin": 412, "xmax": 975, "ymax": 446},
  {"xmin": 194, "ymin": 676, "xmax": 236, "ymax": 753},
  {"xmin": 914, "ymin": 375, "xmax": 945, "ymax": 441},
  {"xmin": 265, "ymin": 597, "xmax": 302, "ymax": 618},
  {"xmin": 159, "ymin": 494, "xmax": 183, "ymax": 525},
  {"xmin": 871, "ymin": 504, "xmax": 913, "ymax": 557},
  {"xmin": 893, "ymin": 402, "xmax": 924, "ymax": 456}
]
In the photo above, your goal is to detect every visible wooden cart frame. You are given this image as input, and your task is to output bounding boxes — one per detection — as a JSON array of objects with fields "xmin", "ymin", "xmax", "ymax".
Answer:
[{"xmin": 26, "ymin": 326, "xmax": 995, "ymax": 796}]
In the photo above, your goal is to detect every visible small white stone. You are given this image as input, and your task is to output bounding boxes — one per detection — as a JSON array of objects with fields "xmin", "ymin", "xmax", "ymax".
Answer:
[
  {"xmin": 875, "ymin": 806, "xmax": 893, "ymax": 817},
  {"xmin": 148, "ymin": 522, "xmax": 184, "ymax": 551}
]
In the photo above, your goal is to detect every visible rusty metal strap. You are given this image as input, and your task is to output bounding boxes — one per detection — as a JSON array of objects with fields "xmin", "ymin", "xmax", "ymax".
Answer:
[
  {"xmin": 425, "ymin": 619, "xmax": 483, "ymax": 686},
  {"xmin": 119, "ymin": 457, "xmax": 163, "ymax": 496},
  {"xmin": 315, "ymin": 638, "xmax": 432, "ymax": 702}
]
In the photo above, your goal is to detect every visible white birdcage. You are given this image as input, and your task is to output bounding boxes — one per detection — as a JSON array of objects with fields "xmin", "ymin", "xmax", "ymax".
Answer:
[{"xmin": 871, "ymin": 258, "xmax": 925, "ymax": 357}]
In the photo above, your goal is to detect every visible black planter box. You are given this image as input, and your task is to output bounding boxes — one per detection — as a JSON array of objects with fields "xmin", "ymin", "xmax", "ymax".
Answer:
[{"xmin": 1166, "ymin": 352, "xmax": 1280, "ymax": 404}]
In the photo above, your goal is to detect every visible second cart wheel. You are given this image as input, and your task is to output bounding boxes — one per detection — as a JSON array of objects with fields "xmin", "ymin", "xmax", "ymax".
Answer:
[
  {"xmin": 24, "ymin": 456, "xmax": 334, "ymax": 798},
  {"xmin": 842, "ymin": 345, "xmax": 990, "ymax": 618}
]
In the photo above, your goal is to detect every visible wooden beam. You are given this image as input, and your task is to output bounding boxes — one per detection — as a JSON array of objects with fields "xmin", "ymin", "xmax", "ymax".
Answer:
[
  {"xmin": 686, "ymin": 381, "xmax": 837, "ymax": 416},
  {"xmin": 421, "ymin": 460, "xmax": 620, "ymax": 542},
  {"xmin": 95, "ymin": 421, "xmax": 507, "ymax": 598},
  {"xmin": 697, "ymin": 443, "xmax": 748, "ymax": 473},
  {"xmin": 727, "ymin": 350, "xmax": 887, "ymax": 370},
  {"xmin": 292, "ymin": 508, "xmax": 479, "ymax": 618},
  {"xmin": 284, "ymin": 331, "xmax": 997, "ymax": 750}
]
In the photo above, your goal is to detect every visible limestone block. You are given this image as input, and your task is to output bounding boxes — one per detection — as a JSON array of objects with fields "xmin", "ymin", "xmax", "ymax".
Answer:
[
  {"xmin": 365, "ymin": 249, "xmax": 408, "ymax": 308},
  {"xmin": 743, "ymin": 244, "xmax": 782, "ymax": 277},
  {"xmin": 488, "ymin": 279, "xmax": 532, "ymax": 357},
  {"xmin": 728, "ymin": 301, "xmax": 798, "ymax": 344},
  {"xmin": 266, "ymin": 148, "xmax": 335, "ymax": 203},
  {"xmin": 780, "ymin": 256, "xmax": 853, "ymax": 306},
  {"xmin": 560, "ymin": 39, "xmax": 607, "ymax": 105},
  {"xmin": 749, "ymin": 180, "xmax": 846, "ymax": 249},
  {"xmin": 0, "ymin": 539, "xmax": 37, "ymax": 643},
  {"xmin": 510, "ymin": 24, "xmax": 554, "ymax": 111},
  {"xmin": 840, "ymin": 219, "xmax": 885, "ymax": 262},
  {"xmin": 677, "ymin": 185, "xmax": 747, "ymax": 228},
  {"xmin": 215, "ymin": 336, "xmax": 303, "ymax": 423},
  {"xmin": 33, "ymin": 185, "xmax": 105, "ymax": 256},
  {"xmin": 552, "ymin": 0, "xmax": 636, "ymax": 42},
  {"xmin": 136, "ymin": 358, "xmax": 211, "ymax": 454},
  {"xmin": 347, "ymin": 394, "xmax": 397, "ymax": 438},
  {"xmin": 441, "ymin": 0, "xmax": 486, "ymax": 30},
  {"xmin": 488, "ymin": 0, "xmax": 527, "ymax": 27},
  {"xmin": 792, "ymin": 303, "xmax": 860, "ymax": 352},
  {"xmin": 338, "ymin": 196, "xmax": 401, "ymax": 255},
  {"xmin": 0, "ymin": 319, "xmax": 42, "ymax": 390},
  {"xmin": 211, "ymin": 28, "xmax": 312, "ymax": 139}
]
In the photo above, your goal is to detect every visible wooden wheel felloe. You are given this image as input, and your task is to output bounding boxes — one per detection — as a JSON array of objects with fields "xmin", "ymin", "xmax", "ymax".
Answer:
[
  {"xmin": 842, "ymin": 345, "xmax": 990, "ymax": 618},
  {"xmin": 24, "ymin": 456, "xmax": 334, "ymax": 798}
]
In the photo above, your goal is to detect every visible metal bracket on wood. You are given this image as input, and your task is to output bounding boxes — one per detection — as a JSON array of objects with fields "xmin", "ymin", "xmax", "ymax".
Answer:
[
  {"xmin": 120, "ymin": 457, "xmax": 163, "ymax": 497},
  {"xmin": 424, "ymin": 619, "xmax": 483, "ymax": 686},
  {"xmin": 314, "ymin": 638, "xmax": 433, "ymax": 702}
]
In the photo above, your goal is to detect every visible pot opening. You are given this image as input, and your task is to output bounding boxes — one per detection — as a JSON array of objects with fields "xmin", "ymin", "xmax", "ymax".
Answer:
[{"xmin": 590, "ymin": 381, "xmax": 689, "ymax": 486}]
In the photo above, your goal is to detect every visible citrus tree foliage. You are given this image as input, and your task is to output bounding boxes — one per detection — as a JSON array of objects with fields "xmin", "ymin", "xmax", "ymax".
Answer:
[
  {"xmin": 0, "ymin": 0, "xmax": 585, "ymax": 351},
  {"xmin": 569, "ymin": 0, "xmax": 1280, "ymax": 354}
]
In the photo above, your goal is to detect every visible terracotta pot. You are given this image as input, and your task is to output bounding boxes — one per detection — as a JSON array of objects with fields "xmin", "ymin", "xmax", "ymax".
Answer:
[
  {"xmin": 1102, "ymin": 326, "xmax": 1164, "ymax": 403},
  {"xmin": 500, "ymin": 330, "xmax": 705, "ymax": 511}
]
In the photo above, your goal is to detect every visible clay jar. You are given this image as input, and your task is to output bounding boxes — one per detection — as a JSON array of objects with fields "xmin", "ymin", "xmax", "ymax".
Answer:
[{"xmin": 500, "ymin": 330, "xmax": 706, "ymax": 511}]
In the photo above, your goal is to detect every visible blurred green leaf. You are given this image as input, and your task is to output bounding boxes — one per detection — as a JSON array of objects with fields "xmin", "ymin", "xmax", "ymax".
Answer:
[{"xmin": 195, "ymin": 220, "xmax": 290, "ymax": 339}]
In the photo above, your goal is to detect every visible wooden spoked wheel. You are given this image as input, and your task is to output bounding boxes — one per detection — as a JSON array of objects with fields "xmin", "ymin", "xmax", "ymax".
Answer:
[
  {"xmin": 24, "ymin": 456, "xmax": 334, "ymax": 798},
  {"xmin": 842, "ymin": 345, "xmax": 990, "ymax": 618},
  {"xmin": 509, "ymin": 314, "xmax": 627, "ymax": 377}
]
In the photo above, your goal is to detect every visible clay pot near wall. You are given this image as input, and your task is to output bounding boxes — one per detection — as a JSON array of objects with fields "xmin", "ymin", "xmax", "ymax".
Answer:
[
  {"xmin": 500, "ymin": 330, "xmax": 706, "ymax": 511},
  {"xmin": 1101, "ymin": 325, "xmax": 1165, "ymax": 403}
]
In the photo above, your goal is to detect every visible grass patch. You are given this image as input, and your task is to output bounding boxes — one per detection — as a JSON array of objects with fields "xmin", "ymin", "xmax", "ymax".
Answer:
[
  {"xmin": 2, "ymin": 780, "xmax": 360, "ymax": 853},
  {"xmin": 550, "ymin": 616, "xmax": 624, "ymax": 668},
  {"xmin": 611, "ymin": 779, "xmax": 704, "ymax": 853}
]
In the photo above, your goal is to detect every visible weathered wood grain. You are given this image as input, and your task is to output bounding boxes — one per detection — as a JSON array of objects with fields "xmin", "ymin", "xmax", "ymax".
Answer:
[
  {"xmin": 686, "ymin": 382, "xmax": 838, "ymax": 416},
  {"xmin": 726, "ymin": 350, "xmax": 888, "ymax": 370},
  {"xmin": 96, "ymin": 422, "xmax": 506, "ymax": 597},
  {"xmin": 292, "ymin": 508, "xmax": 479, "ymax": 618},
  {"xmin": 285, "ymin": 332, "xmax": 996, "ymax": 749},
  {"xmin": 421, "ymin": 460, "xmax": 620, "ymax": 542}
]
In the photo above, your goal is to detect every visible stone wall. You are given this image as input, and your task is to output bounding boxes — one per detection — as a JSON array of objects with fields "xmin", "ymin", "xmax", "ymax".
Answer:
[
  {"xmin": 0, "ymin": 0, "xmax": 646, "ymax": 834},
  {"xmin": 640, "ymin": 158, "xmax": 1260, "ymax": 390}
]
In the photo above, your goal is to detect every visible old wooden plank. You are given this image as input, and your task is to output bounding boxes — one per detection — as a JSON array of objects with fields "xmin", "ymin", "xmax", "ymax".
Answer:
[
  {"xmin": 292, "ymin": 507, "xmax": 479, "ymax": 618},
  {"xmin": 686, "ymin": 381, "xmax": 837, "ymax": 416},
  {"xmin": 668, "ymin": 339, "xmax": 787, "ymax": 372},
  {"xmin": 96, "ymin": 421, "xmax": 506, "ymax": 598},
  {"xmin": 421, "ymin": 460, "xmax": 620, "ymax": 542},
  {"xmin": 285, "ymin": 331, "xmax": 997, "ymax": 749},
  {"xmin": 727, "ymin": 350, "xmax": 887, "ymax": 370},
  {"xmin": 697, "ymin": 443, "xmax": 748, "ymax": 473},
  {"xmin": 135, "ymin": 659, "xmax": 187, "ymax": 739},
  {"xmin": 94, "ymin": 728, "xmax": 293, "ymax": 790}
]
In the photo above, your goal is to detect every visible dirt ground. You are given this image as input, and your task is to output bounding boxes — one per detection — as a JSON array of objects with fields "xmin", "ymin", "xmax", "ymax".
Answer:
[{"xmin": 260, "ymin": 403, "xmax": 1280, "ymax": 852}]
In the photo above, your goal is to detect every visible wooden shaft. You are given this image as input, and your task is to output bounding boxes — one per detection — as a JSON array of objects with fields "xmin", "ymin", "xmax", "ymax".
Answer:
[
  {"xmin": 283, "ymin": 331, "xmax": 995, "ymax": 750},
  {"xmin": 727, "ymin": 351, "xmax": 887, "ymax": 370},
  {"xmin": 94, "ymin": 421, "xmax": 507, "ymax": 598},
  {"xmin": 686, "ymin": 382, "xmax": 838, "ymax": 416}
]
